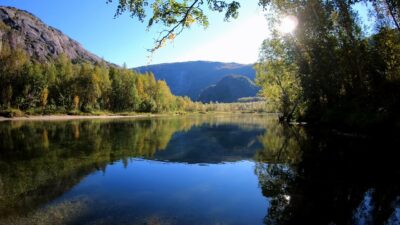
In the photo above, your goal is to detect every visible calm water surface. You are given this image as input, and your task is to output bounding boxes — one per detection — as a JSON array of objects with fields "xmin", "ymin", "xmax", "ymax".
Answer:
[{"xmin": 0, "ymin": 115, "xmax": 399, "ymax": 225}]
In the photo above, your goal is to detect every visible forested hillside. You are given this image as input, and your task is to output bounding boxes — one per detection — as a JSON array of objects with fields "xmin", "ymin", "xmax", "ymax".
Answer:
[
  {"xmin": 198, "ymin": 75, "xmax": 260, "ymax": 103},
  {"xmin": 135, "ymin": 61, "xmax": 255, "ymax": 100},
  {"xmin": 0, "ymin": 47, "xmax": 201, "ymax": 114}
]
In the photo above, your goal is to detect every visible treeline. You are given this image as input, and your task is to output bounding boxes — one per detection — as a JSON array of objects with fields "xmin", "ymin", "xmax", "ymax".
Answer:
[
  {"xmin": 256, "ymin": 1, "xmax": 400, "ymax": 129},
  {"xmin": 0, "ymin": 44, "xmax": 201, "ymax": 114},
  {"xmin": 203, "ymin": 101, "xmax": 269, "ymax": 113}
]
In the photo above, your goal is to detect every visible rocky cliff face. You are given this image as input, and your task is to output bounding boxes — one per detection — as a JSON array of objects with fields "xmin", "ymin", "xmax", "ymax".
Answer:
[{"xmin": 0, "ymin": 6, "xmax": 103, "ymax": 63}]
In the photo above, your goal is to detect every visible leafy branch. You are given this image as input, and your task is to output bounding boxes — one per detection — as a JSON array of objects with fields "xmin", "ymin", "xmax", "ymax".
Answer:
[{"xmin": 107, "ymin": 0, "xmax": 240, "ymax": 53}]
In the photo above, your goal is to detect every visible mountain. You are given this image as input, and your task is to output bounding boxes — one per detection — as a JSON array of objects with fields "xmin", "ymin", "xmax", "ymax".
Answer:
[
  {"xmin": 0, "ymin": 6, "xmax": 104, "ymax": 64},
  {"xmin": 198, "ymin": 75, "xmax": 260, "ymax": 103},
  {"xmin": 153, "ymin": 123, "xmax": 264, "ymax": 163},
  {"xmin": 134, "ymin": 61, "xmax": 255, "ymax": 100}
]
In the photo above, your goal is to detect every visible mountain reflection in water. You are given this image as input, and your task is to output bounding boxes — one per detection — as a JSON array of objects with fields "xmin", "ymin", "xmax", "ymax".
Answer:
[{"xmin": 0, "ymin": 115, "xmax": 399, "ymax": 225}]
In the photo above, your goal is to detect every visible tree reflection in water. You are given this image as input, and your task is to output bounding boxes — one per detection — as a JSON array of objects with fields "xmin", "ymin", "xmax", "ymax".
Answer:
[
  {"xmin": 0, "ymin": 115, "xmax": 399, "ymax": 224},
  {"xmin": 0, "ymin": 115, "xmax": 269, "ymax": 221},
  {"xmin": 255, "ymin": 123, "xmax": 400, "ymax": 225}
]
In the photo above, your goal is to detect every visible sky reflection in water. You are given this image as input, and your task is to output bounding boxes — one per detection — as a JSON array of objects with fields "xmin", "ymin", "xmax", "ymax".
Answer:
[{"xmin": 0, "ymin": 115, "xmax": 399, "ymax": 225}]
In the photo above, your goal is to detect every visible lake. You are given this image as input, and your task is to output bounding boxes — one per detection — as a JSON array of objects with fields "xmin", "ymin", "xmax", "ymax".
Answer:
[{"xmin": 0, "ymin": 115, "xmax": 399, "ymax": 225}]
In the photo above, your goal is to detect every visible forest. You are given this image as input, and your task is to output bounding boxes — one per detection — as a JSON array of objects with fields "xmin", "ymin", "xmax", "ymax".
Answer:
[
  {"xmin": 0, "ymin": 44, "xmax": 271, "ymax": 116},
  {"xmin": 254, "ymin": 0, "xmax": 400, "ymax": 129},
  {"xmin": 0, "ymin": 44, "xmax": 202, "ymax": 115}
]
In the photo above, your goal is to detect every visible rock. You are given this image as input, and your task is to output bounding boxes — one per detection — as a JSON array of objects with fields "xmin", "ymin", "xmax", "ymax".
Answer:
[{"xmin": 0, "ymin": 6, "xmax": 105, "ymax": 64}]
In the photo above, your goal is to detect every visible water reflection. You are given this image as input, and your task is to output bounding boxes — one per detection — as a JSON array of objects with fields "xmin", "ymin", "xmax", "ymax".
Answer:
[
  {"xmin": 255, "ymin": 125, "xmax": 400, "ymax": 225},
  {"xmin": 0, "ymin": 115, "xmax": 399, "ymax": 225},
  {"xmin": 0, "ymin": 115, "xmax": 269, "ymax": 224}
]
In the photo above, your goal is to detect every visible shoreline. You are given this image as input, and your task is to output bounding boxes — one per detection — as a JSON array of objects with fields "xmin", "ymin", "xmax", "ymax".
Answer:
[
  {"xmin": 0, "ymin": 113, "xmax": 166, "ymax": 122},
  {"xmin": 0, "ymin": 112, "xmax": 275, "ymax": 122}
]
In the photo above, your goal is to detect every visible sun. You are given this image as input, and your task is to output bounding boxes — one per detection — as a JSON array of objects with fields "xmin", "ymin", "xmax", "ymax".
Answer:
[{"xmin": 279, "ymin": 15, "xmax": 298, "ymax": 34}]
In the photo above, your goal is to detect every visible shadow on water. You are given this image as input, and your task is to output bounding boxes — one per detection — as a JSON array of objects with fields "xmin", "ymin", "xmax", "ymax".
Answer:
[
  {"xmin": 0, "ymin": 114, "xmax": 399, "ymax": 224},
  {"xmin": 255, "ymin": 124, "xmax": 400, "ymax": 225}
]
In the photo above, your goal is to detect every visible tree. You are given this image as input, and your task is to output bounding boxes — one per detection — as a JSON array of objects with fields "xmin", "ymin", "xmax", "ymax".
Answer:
[
  {"xmin": 256, "ymin": 34, "xmax": 303, "ymax": 122},
  {"xmin": 254, "ymin": 0, "xmax": 400, "ymax": 126},
  {"xmin": 73, "ymin": 95, "xmax": 80, "ymax": 113},
  {"xmin": 0, "ymin": 44, "xmax": 29, "ymax": 108},
  {"xmin": 109, "ymin": 67, "xmax": 141, "ymax": 111},
  {"xmin": 74, "ymin": 63, "xmax": 102, "ymax": 111},
  {"xmin": 108, "ymin": 0, "xmax": 241, "ymax": 52},
  {"xmin": 1, "ymin": 85, "xmax": 13, "ymax": 108},
  {"xmin": 40, "ymin": 87, "xmax": 49, "ymax": 114},
  {"xmin": 52, "ymin": 54, "xmax": 76, "ymax": 109},
  {"xmin": 155, "ymin": 80, "xmax": 175, "ymax": 112},
  {"xmin": 94, "ymin": 63, "xmax": 112, "ymax": 109}
]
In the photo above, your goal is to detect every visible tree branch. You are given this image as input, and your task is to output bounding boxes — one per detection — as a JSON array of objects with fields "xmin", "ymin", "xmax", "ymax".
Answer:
[{"xmin": 149, "ymin": 0, "xmax": 201, "ymax": 53}]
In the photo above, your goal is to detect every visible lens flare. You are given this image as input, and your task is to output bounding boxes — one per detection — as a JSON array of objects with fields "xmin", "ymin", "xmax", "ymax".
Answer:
[{"xmin": 279, "ymin": 15, "xmax": 298, "ymax": 34}]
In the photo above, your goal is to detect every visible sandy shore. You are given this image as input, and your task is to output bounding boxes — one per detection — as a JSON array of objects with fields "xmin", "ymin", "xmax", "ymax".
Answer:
[{"xmin": 0, "ymin": 114, "xmax": 163, "ymax": 121}]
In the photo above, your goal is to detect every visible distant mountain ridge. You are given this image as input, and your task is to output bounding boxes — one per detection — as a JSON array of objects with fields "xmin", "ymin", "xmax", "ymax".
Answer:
[
  {"xmin": 198, "ymin": 75, "xmax": 260, "ymax": 103},
  {"xmin": 134, "ymin": 61, "xmax": 256, "ymax": 100},
  {"xmin": 0, "ymin": 6, "xmax": 105, "ymax": 64}
]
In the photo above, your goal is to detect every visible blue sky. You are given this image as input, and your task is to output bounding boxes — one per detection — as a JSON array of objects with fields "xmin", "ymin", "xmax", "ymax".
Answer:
[
  {"xmin": 0, "ymin": 0, "xmax": 371, "ymax": 68},
  {"xmin": 0, "ymin": 0, "xmax": 268, "ymax": 67}
]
